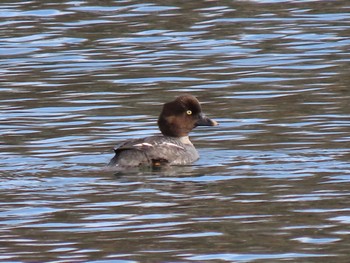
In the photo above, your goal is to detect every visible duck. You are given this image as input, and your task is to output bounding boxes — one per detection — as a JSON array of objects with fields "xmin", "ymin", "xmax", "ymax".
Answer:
[{"xmin": 108, "ymin": 94, "xmax": 218, "ymax": 168}]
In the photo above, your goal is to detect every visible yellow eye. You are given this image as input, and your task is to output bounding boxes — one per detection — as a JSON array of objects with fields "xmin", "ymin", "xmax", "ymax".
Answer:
[{"xmin": 186, "ymin": 110, "xmax": 192, "ymax": 115}]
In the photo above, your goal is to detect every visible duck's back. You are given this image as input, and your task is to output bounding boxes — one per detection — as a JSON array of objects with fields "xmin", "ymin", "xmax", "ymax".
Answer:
[{"xmin": 108, "ymin": 136, "xmax": 199, "ymax": 167}]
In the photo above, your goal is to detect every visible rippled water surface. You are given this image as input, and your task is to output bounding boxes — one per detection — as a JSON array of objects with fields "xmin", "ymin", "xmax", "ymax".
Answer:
[{"xmin": 1, "ymin": 0, "xmax": 350, "ymax": 262}]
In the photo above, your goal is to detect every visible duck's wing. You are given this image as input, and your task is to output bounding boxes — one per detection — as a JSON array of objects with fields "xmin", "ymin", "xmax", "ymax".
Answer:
[
  {"xmin": 113, "ymin": 138, "xmax": 149, "ymax": 153},
  {"xmin": 136, "ymin": 136, "xmax": 190, "ymax": 165}
]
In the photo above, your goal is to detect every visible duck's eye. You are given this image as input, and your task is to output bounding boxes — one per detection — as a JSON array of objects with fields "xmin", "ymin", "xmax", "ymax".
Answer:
[{"xmin": 186, "ymin": 110, "xmax": 192, "ymax": 115}]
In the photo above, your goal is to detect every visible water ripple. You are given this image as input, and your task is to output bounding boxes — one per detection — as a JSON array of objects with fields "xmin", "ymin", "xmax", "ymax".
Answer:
[{"xmin": 1, "ymin": 0, "xmax": 350, "ymax": 262}]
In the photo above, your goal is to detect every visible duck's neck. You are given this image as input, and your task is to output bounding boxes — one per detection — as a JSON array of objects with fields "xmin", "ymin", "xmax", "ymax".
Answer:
[{"xmin": 178, "ymin": 136, "xmax": 192, "ymax": 145}]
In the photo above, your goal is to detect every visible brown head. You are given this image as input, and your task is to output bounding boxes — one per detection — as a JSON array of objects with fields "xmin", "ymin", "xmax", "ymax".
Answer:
[{"xmin": 157, "ymin": 95, "xmax": 218, "ymax": 137}]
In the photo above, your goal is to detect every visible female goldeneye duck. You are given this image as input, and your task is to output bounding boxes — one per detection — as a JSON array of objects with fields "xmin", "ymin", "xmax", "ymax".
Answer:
[{"xmin": 108, "ymin": 94, "xmax": 218, "ymax": 168}]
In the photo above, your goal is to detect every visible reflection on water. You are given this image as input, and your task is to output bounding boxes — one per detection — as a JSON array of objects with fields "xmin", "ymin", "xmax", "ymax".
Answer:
[{"xmin": 1, "ymin": 0, "xmax": 350, "ymax": 262}]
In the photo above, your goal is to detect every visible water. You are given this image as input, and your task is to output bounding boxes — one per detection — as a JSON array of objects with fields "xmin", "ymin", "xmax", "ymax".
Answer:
[{"xmin": 1, "ymin": 0, "xmax": 350, "ymax": 262}]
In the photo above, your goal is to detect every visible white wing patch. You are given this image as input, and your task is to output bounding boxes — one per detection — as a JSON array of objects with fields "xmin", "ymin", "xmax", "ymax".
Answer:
[
  {"xmin": 161, "ymin": 142, "xmax": 185, "ymax": 150},
  {"xmin": 132, "ymin": 141, "xmax": 185, "ymax": 150},
  {"xmin": 133, "ymin": 143, "xmax": 153, "ymax": 147}
]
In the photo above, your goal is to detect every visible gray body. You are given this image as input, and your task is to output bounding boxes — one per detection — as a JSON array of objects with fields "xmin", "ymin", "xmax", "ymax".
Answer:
[{"xmin": 108, "ymin": 136, "xmax": 199, "ymax": 167}]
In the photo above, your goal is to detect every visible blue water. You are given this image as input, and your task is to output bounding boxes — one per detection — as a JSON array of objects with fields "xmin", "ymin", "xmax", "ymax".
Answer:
[{"xmin": 1, "ymin": 0, "xmax": 350, "ymax": 262}]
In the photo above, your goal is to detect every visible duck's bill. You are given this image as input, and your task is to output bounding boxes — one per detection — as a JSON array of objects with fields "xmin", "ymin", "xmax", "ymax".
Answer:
[{"xmin": 196, "ymin": 114, "xmax": 218, "ymax": 126}]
